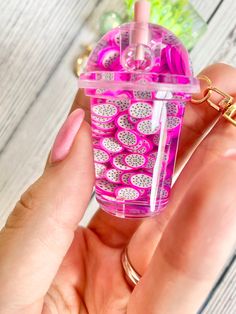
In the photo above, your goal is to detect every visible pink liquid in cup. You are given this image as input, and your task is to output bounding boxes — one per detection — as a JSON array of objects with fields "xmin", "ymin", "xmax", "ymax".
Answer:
[{"xmin": 78, "ymin": 22, "xmax": 199, "ymax": 218}]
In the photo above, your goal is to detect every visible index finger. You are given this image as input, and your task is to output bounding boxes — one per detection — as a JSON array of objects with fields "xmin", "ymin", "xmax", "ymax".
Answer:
[
  {"xmin": 127, "ymin": 116, "xmax": 236, "ymax": 314},
  {"xmin": 122, "ymin": 63, "xmax": 236, "ymax": 276}
]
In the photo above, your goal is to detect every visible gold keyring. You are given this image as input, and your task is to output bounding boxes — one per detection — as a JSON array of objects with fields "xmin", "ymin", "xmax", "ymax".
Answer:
[
  {"xmin": 191, "ymin": 75, "xmax": 236, "ymax": 127},
  {"xmin": 191, "ymin": 75, "xmax": 213, "ymax": 104}
]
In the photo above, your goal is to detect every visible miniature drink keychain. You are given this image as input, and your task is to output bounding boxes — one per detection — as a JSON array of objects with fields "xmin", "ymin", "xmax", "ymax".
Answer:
[{"xmin": 78, "ymin": 0, "xmax": 200, "ymax": 218}]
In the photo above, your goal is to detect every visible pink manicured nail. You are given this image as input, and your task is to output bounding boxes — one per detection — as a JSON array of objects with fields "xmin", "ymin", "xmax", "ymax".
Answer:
[{"xmin": 50, "ymin": 109, "xmax": 85, "ymax": 163}]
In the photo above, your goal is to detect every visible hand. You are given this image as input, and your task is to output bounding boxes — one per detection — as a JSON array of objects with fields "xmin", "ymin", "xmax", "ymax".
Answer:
[{"xmin": 0, "ymin": 63, "xmax": 235, "ymax": 314}]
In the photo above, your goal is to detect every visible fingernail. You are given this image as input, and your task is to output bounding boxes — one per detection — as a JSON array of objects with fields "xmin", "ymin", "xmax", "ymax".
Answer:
[{"xmin": 50, "ymin": 109, "xmax": 85, "ymax": 163}]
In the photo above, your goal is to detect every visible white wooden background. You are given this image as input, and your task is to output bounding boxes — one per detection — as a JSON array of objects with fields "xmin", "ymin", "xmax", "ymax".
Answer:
[{"xmin": 0, "ymin": 0, "xmax": 235, "ymax": 312}]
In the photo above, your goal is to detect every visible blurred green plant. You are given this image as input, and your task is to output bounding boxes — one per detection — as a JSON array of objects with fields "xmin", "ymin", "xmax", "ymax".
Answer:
[
  {"xmin": 100, "ymin": 11, "xmax": 123, "ymax": 35},
  {"xmin": 124, "ymin": 0, "xmax": 207, "ymax": 50}
]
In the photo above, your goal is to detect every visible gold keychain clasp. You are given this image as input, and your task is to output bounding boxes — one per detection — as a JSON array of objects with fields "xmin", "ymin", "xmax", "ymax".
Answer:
[
  {"xmin": 206, "ymin": 87, "xmax": 234, "ymax": 112},
  {"xmin": 191, "ymin": 75, "xmax": 236, "ymax": 127},
  {"xmin": 223, "ymin": 103, "xmax": 236, "ymax": 126}
]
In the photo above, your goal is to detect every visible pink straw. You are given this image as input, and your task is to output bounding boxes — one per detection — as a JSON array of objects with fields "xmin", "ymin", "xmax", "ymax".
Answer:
[
  {"xmin": 133, "ymin": 0, "xmax": 151, "ymax": 60},
  {"xmin": 134, "ymin": 0, "xmax": 151, "ymax": 23}
]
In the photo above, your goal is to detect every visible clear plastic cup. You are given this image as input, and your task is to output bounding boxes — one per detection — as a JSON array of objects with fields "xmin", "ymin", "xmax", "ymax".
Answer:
[{"xmin": 78, "ymin": 22, "xmax": 199, "ymax": 218}]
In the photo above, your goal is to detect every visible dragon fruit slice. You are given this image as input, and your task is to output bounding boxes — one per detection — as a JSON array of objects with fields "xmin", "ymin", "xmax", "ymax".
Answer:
[
  {"xmin": 167, "ymin": 116, "xmax": 181, "ymax": 132},
  {"xmin": 105, "ymin": 168, "xmax": 122, "ymax": 183},
  {"xmin": 136, "ymin": 119, "xmax": 159, "ymax": 135},
  {"xmin": 91, "ymin": 114, "xmax": 114, "ymax": 123},
  {"xmin": 157, "ymin": 186, "xmax": 170, "ymax": 199},
  {"xmin": 96, "ymin": 179, "xmax": 116, "ymax": 196},
  {"xmin": 125, "ymin": 139, "xmax": 144, "ymax": 151},
  {"xmin": 115, "ymin": 112, "xmax": 134, "ymax": 130},
  {"xmin": 113, "ymin": 31, "xmax": 121, "ymax": 46},
  {"xmin": 95, "ymin": 163, "xmax": 107, "ymax": 179},
  {"xmin": 124, "ymin": 153, "xmax": 147, "ymax": 169},
  {"xmin": 115, "ymin": 186, "xmax": 140, "ymax": 201},
  {"xmin": 100, "ymin": 137, "xmax": 123, "ymax": 154},
  {"xmin": 108, "ymin": 93, "xmax": 131, "ymax": 112},
  {"xmin": 120, "ymin": 172, "xmax": 134, "ymax": 185},
  {"xmin": 93, "ymin": 148, "xmax": 110, "ymax": 163},
  {"xmin": 129, "ymin": 173, "xmax": 153, "ymax": 189},
  {"xmin": 98, "ymin": 47, "xmax": 120, "ymax": 70},
  {"xmin": 92, "ymin": 121, "xmax": 116, "ymax": 132},
  {"xmin": 116, "ymin": 130, "xmax": 140, "ymax": 147},
  {"xmin": 92, "ymin": 128, "xmax": 114, "ymax": 138},
  {"xmin": 143, "ymin": 156, "xmax": 155, "ymax": 170},
  {"xmin": 93, "ymin": 128, "xmax": 114, "ymax": 135},
  {"xmin": 112, "ymin": 30, "xmax": 129, "ymax": 47},
  {"xmin": 166, "ymin": 101, "xmax": 181, "ymax": 116},
  {"xmin": 126, "ymin": 143, "xmax": 149, "ymax": 154},
  {"xmin": 92, "ymin": 103, "xmax": 118, "ymax": 118},
  {"xmin": 129, "ymin": 102, "xmax": 153, "ymax": 119},
  {"xmin": 152, "ymin": 133, "xmax": 160, "ymax": 146},
  {"xmin": 163, "ymin": 33, "xmax": 180, "ymax": 45},
  {"xmin": 133, "ymin": 89, "xmax": 152, "ymax": 100},
  {"xmin": 111, "ymin": 154, "xmax": 132, "ymax": 171}
]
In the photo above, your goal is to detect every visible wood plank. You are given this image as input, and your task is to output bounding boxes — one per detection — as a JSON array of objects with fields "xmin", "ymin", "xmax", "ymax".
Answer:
[
  {"xmin": 80, "ymin": 193, "xmax": 98, "ymax": 226},
  {"xmin": 215, "ymin": 26, "xmax": 236, "ymax": 67},
  {"xmin": 191, "ymin": 0, "xmax": 236, "ymax": 73},
  {"xmin": 190, "ymin": 0, "xmax": 222, "ymax": 22},
  {"xmin": 0, "ymin": 0, "xmax": 98, "ymax": 151},
  {"xmin": 200, "ymin": 254, "xmax": 236, "ymax": 314}
]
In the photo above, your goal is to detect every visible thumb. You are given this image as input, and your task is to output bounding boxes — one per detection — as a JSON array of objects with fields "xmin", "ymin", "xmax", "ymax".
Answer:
[{"xmin": 0, "ymin": 108, "xmax": 94, "ymax": 310}]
